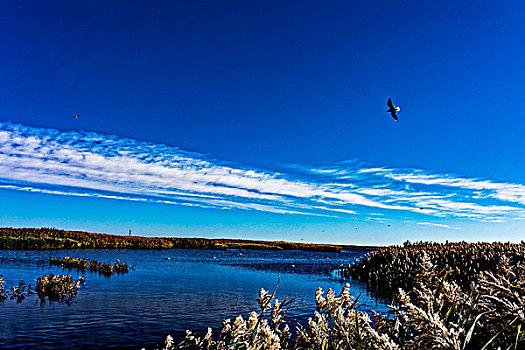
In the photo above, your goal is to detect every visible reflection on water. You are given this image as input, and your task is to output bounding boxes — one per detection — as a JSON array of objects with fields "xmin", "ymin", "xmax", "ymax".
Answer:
[{"xmin": 0, "ymin": 249, "xmax": 388, "ymax": 349}]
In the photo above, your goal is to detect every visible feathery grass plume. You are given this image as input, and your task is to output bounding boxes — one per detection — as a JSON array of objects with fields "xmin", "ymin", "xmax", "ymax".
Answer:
[
  {"xmin": 387, "ymin": 259, "xmax": 470, "ymax": 349},
  {"xmin": 0, "ymin": 276, "xmax": 8, "ymax": 302},
  {"xmin": 351, "ymin": 243, "xmax": 525, "ymax": 349},
  {"xmin": 296, "ymin": 283, "xmax": 399, "ymax": 350},
  {"xmin": 471, "ymin": 256, "xmax": 525, "ymax": 349},
  {"xmin": 167, "ymin": 281, "xmax": 292, "ymax": 350},
  {"xmin": 160, "ymin": 282, "xmax": 398, "ymax": 350}
]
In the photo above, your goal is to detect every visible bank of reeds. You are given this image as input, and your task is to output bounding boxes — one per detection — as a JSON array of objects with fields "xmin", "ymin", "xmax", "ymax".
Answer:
[
  {"xmin": 153, "ymin": 242, "xmax": 524, "ymax": 350},
  {"xmin": 344, "ymin": 240, "xmax": 525, "ymax": 294},
  {"xmin": 50, "ymin": 256, "xmax": 133, "ymax": 276},
  {"xmin": 0, "ymin": 227, "xmax": 343, "ymax": 251}
]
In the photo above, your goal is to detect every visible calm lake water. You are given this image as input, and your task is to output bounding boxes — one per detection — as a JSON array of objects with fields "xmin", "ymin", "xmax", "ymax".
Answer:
[{"xmin": 0, "ymin": 249, "xmax": 389, "ymax": 349}]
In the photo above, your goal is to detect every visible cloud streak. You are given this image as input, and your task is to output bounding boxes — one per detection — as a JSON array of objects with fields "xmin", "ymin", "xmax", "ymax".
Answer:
[
  {"xmin": 417, "ymin": 222, "xmax": 458, "ymax": 229},
  {"xmin": 1, "ymin": 122, "xmax": 524, "ymax": 222}
]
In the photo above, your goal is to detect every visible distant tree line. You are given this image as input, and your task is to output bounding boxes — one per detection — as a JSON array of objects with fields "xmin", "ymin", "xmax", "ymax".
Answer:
[{"xmin": 0, "ymin": 227, "xmax": 342, "ymax": 251}]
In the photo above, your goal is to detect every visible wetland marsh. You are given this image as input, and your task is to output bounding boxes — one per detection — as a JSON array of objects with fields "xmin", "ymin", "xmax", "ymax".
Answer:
[{"xmin": 0, "ymin": 248, "xmax": 384, "ymax": 349}]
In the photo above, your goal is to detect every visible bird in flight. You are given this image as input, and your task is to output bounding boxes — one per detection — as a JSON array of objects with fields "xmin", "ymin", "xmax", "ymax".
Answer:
[
  {"xmin": 386, "ymin": 98, "xmax": 400, "ymax": 122},
  {"xmin": 73, "ymin": 115, "xmax": 80, "ymax": 119}
]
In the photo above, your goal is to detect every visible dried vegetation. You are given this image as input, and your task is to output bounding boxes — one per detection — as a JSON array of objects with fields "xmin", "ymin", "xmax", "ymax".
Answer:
[{"xmin": 345, "ymin": 241, "xmax": 525, "ymax": 293}]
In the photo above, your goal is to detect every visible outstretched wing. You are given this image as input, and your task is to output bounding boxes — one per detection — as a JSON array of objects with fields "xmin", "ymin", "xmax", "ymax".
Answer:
[
  {"xmin": 390, "ymin": 111, "xmax": 398, "ymax": 121},
  {"xmin": 387, "ymin": 98, "xmax": 394, "ymax": 109}
]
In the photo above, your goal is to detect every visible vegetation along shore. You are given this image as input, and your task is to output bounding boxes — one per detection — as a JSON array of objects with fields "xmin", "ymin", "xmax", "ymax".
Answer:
[
  {"xmin": 154, "ymin": 240, "xmax": 525, "ymax": 350},
  {"xmin": 0, "ymin": 227, "xmax": 378, "ymax": 251}
]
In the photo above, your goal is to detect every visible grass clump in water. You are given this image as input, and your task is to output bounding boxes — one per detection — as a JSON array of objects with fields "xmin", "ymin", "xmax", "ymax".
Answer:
[
  {"xmin": 50, "ymin": 256, "xmax": 89, "ymax": 270},
  {"xmin": 10, "ymin": 280, "xmax": 29, "ymax": 303},
  {"xmin": 34, "ymin": 274, "xmax": 84, "ymax": 305},
  {"xmin": 89, "ymin": 259, "xmax": 132, "ymax": 276},
  {"xmin": 1, "ymin": 273, "xmax": 84, "ymax": 305},
  {"xmin": 0, "ymin": 276, "xmax": 30, "ymax": 304},
  {"xmin": 50, "ymin": 256, "xmax": 134, "ymax": 277}
]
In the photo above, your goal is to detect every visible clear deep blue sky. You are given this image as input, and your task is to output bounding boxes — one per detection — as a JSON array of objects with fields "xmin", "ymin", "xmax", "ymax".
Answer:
[{"xmin": 1, "ymin": 1, "xmax": 524, "ymax": 245}]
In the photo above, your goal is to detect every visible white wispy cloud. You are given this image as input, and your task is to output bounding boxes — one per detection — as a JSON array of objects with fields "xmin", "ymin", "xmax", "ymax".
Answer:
[
  {"xmin": 417, "ymin": 222, "xmax": 458, "ymax": 229},
  {"xmin": 381, "ymin": 172, "xmax": 525, "ymax": 206},
  {"xmin": 301, "ymin": 163, "xmax": 525, "ymax": 220},
  {"xmin": 1, "ymin": 122, "xmax": 524, "ymax": 222}
]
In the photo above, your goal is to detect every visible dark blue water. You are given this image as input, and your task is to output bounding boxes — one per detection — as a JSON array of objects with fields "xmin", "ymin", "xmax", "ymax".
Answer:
[{"xmin": 0, "ymin": 249, "xmax": 388, "ymax": 349}]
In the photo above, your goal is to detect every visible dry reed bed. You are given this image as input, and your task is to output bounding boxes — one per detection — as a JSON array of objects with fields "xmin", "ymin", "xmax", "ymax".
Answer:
[
  {"xmin": 152, "ymin": 242, "xmax": 524, "ymax": 350},
  {"xmin": 345, "ymin": 241, "xmax": 525, "ymax": 293},
  {"xmin": 50, "ymin": 256, "xmax": 133, "ymax": 276}
]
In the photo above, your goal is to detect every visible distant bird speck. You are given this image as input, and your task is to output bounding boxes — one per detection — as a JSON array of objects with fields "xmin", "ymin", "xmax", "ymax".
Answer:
[
  {"xmin": 73, "ymin": 115, "xmax": 80, "ymax": 119},
  {"xmin": 387, "ymin": 224, "xmax": 391, "ymax": 227},
  {"xmin": 386, "ymin": 98, "xmax": 400, "ymax": 122}
]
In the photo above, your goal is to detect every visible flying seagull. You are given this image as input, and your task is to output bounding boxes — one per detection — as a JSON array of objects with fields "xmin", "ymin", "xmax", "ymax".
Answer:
[
  {"xmin": 73, "ymin": 115, "xmax": 80, "ymax": 119},
  {"xmin": 386, "ymin": 98, "xmax": 400, "ymax": 122}
]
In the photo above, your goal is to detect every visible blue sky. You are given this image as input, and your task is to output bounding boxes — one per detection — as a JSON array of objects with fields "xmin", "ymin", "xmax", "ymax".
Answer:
[{"xmin": 1, "ymin": 1, "xmax": 524, "ymax": 245}]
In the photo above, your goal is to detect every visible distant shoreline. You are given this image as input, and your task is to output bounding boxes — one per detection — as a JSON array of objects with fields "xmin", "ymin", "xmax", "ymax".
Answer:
[{"xmin": 0, "ymin": 227, "xmax": 380, "ymax": 252}]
